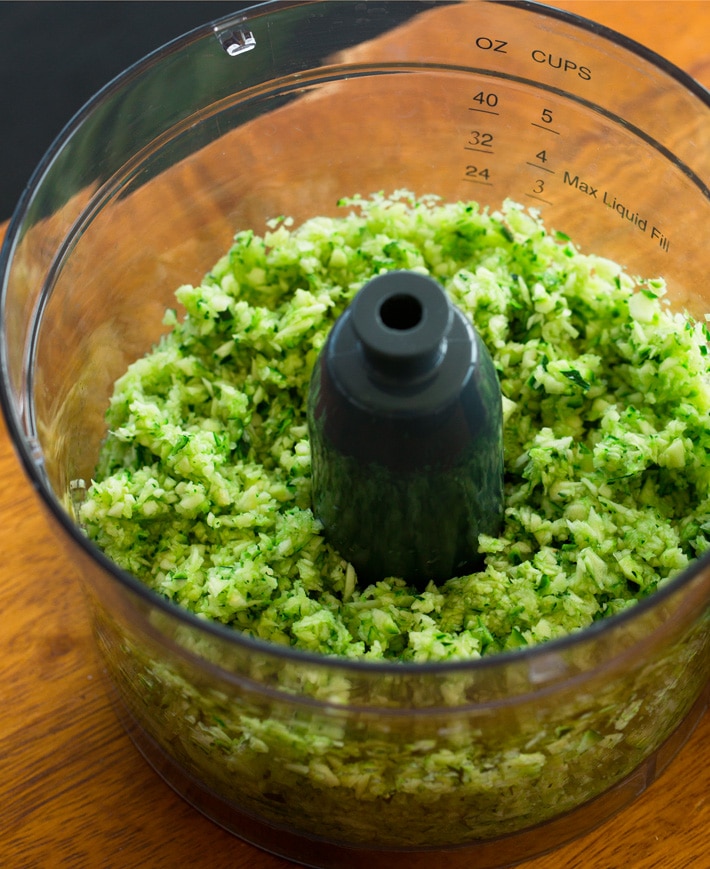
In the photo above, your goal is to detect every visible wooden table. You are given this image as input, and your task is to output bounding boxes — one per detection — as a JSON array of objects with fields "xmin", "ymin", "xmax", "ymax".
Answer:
[{"xmin": 2, "ymin": 3, "xmax": 709, "ymax": 867}]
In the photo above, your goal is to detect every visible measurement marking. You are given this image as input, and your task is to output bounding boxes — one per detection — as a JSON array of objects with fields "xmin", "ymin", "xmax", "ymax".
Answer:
[
  {"xmin": 465, "ymin": 146, "xmax": 495, "ymax": 154},
  {"xmin": 525, "ymin": 192, "xmax": 553, "ymax": 206},
  {"xmin": 530, "ymin": 122, "xmax": 561, "ymax": 135},
  {"xmin": 463, "ymin": 179, "xmax": 494, "ymax": 186},
  {"xmin": 526, "ymin": 162, "xmax": 555, "ymax": 174},
  {"xmin": 469, "ymin": 108, "xmax": 500, "ymax": 116}
]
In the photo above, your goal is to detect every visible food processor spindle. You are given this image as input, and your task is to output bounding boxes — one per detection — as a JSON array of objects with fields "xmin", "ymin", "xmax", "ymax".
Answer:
[{"xmin": 307, "ymin": 270, "xmax": 504, "ymax": 591}]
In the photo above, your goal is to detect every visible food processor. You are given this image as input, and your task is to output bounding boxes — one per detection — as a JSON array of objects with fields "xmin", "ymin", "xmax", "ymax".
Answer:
[{"xmin": 1, "ymin": 2, "xmax": 708, "ymax": 867}]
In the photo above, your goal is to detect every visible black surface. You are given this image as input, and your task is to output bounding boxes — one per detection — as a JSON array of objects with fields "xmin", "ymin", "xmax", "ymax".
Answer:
[{"xmin": 0, "ymin": 1, "xmax": 249, "ymax": 220}]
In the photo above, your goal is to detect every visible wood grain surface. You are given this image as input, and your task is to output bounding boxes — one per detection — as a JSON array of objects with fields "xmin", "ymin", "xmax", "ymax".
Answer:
[{"xmin": 1, "ymin": 3, "xmax": 709, "ymax": 868}]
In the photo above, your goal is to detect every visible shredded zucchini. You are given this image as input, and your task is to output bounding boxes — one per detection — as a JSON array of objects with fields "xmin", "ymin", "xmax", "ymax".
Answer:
[{"xmin": 80, "ymin": 191, "xmax": 710, "ymax": 662}]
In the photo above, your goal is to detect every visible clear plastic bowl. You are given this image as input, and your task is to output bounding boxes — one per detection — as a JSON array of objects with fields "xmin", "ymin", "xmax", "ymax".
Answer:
[{"xmin": 1, "ymin": 2, "xmax": 709, "ymax": 867}]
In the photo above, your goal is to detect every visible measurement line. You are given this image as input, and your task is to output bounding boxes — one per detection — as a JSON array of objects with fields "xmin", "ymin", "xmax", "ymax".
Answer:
[
  {"xmin": 525, "ymin": 192, "xmax": 554, "ymax": 206},
  {"xmin": 526, "ymin": 162, "xmax": 555, "ymax": 174},
  {"xmin": 530, "ymin": 122, "xmax": 561, "ymax": 135},
  {"xmin": 463, "ymin": 179, "xmax": 494, "ymax": 186},
  {"xmin": 465, "ymin": 146, "xmax": 495, "ymax": 154},
  {"xmin": 469, "ymin": 108, "xmax": 500, "ymax": 116}
]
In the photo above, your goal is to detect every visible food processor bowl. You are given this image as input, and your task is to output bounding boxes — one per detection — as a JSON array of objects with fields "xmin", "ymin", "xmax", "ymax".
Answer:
[{"xmin": 1, "ymin": 2, "xmax": 709, "ymax": 866}]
